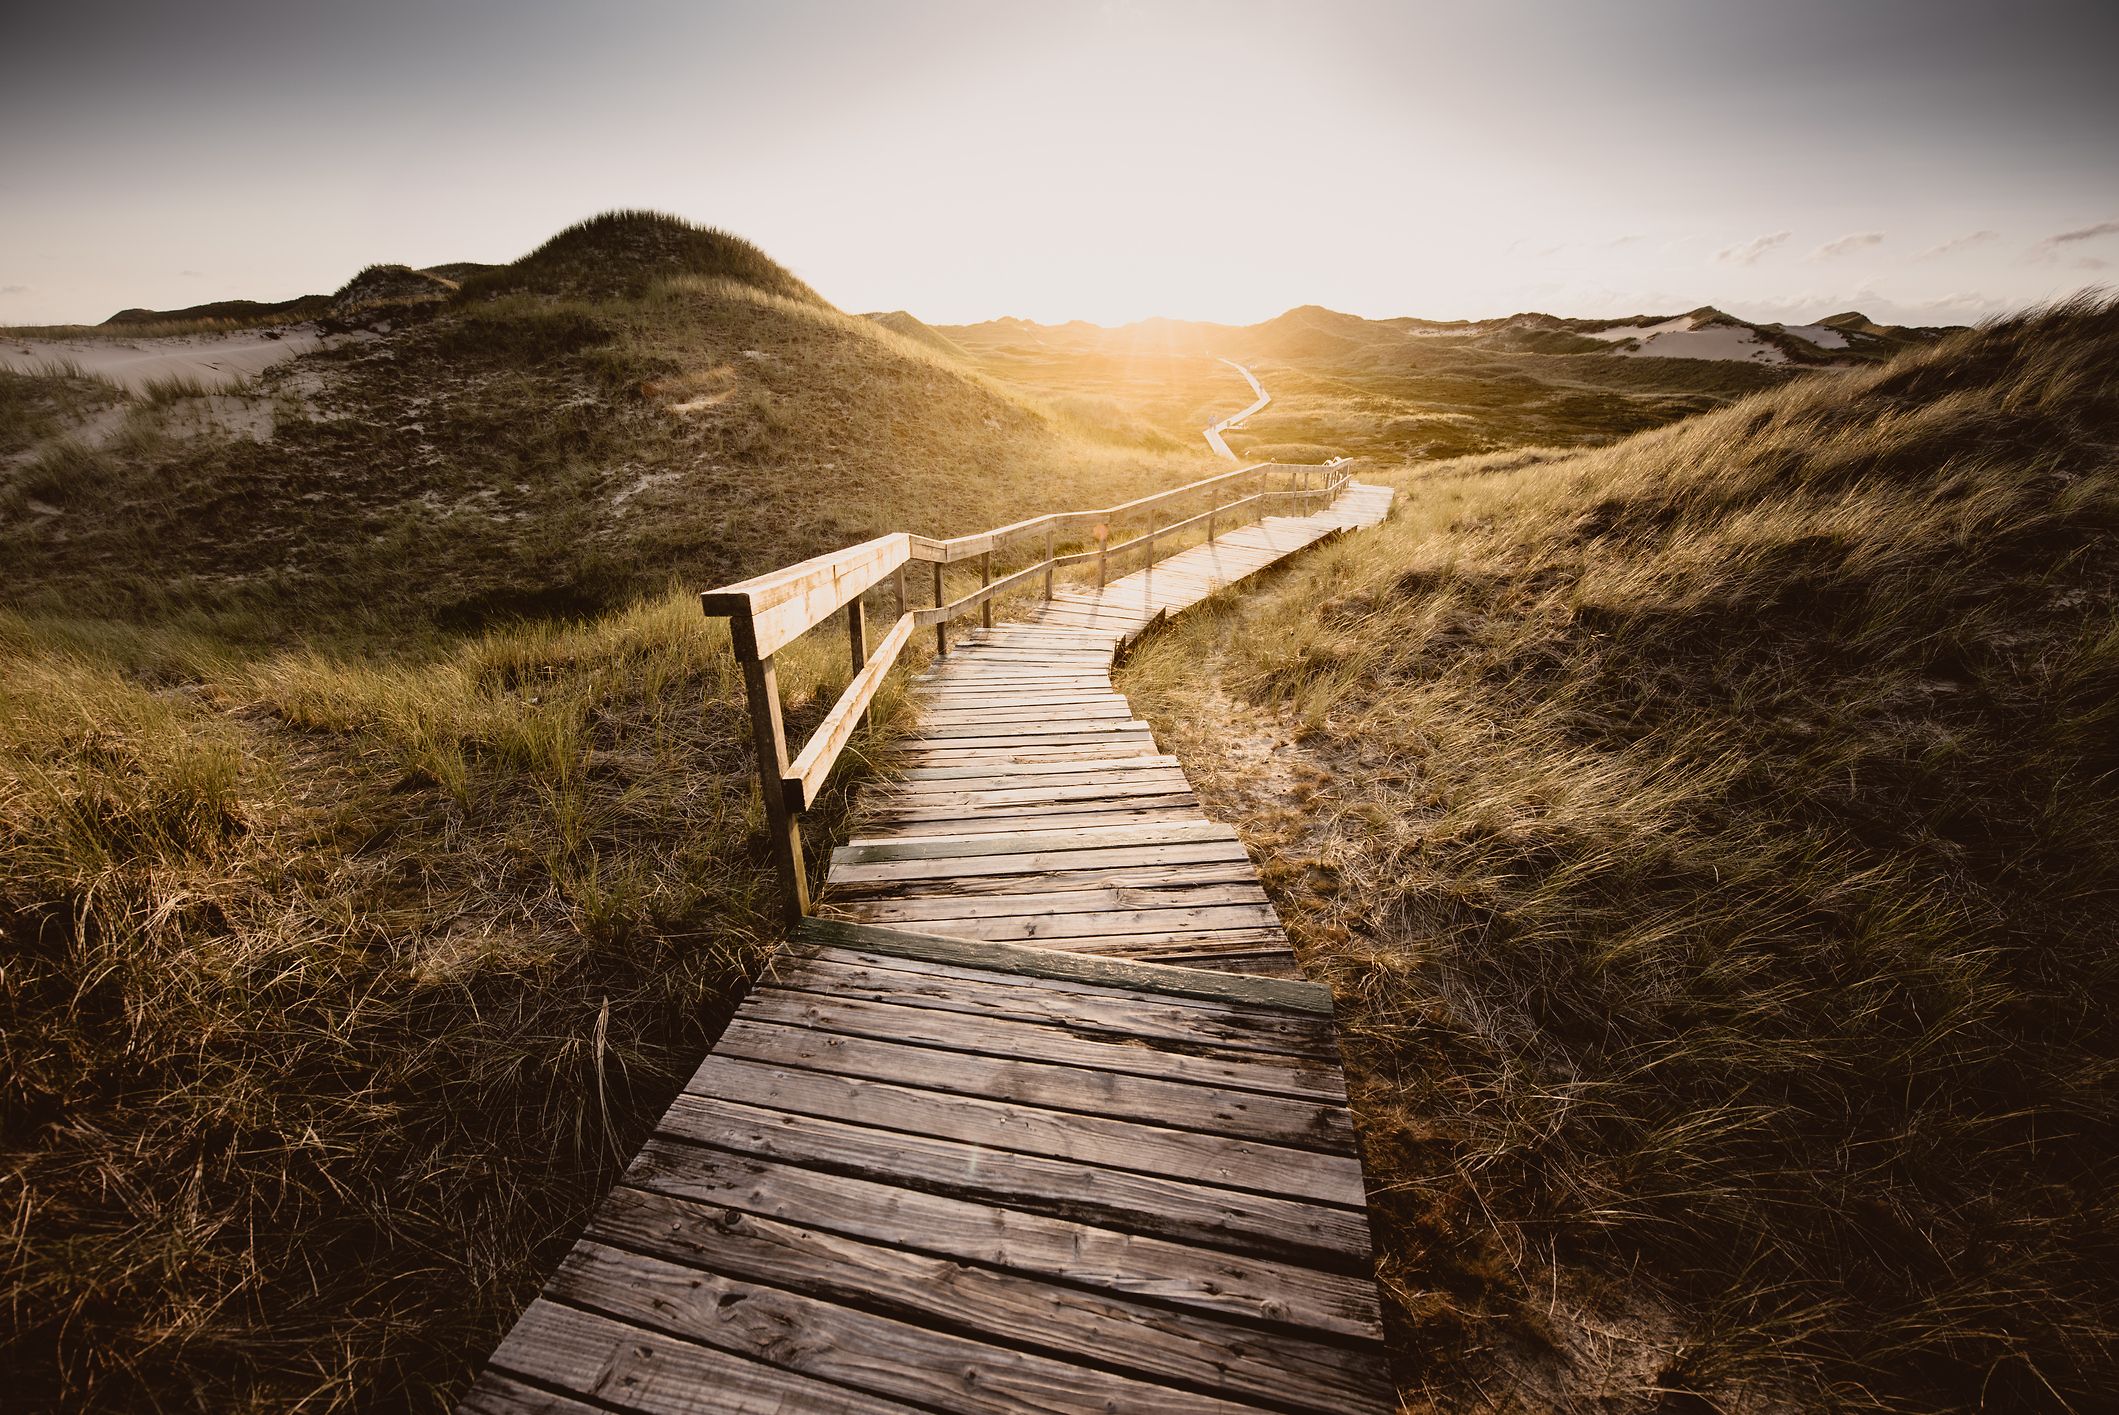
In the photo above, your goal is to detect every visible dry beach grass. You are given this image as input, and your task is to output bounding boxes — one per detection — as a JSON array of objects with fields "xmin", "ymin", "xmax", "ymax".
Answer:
[{"xmin": 1121, "ymin": 298, "xmax": 2119, "ymax": 1411}]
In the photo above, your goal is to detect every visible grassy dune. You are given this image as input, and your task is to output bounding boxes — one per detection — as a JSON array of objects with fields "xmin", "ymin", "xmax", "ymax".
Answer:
[
  {"xmin": 4, "ymin": 225, "xmax": 1203, "ymax": 628},
  {"xmin": 1121, "ymin": 300, "xmax": 2119, "ymax": 1411},
  {"xmin": 0, "ymin": 213, "xmax": 1209, "ymax": 1411}
]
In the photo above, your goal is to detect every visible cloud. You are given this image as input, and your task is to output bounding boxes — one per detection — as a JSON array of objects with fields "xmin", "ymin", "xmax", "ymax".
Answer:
[
  {"xmin": 1716, "ymin": 230, "xmax": 1791, "ymax": 265},
  {"xmin": 2029, "ymin": 219, "xmax": 2119, "ymax": 263},
  {"xmin": 1813, "ymin": 231, "xmax": 1886, "ymax": 260},
  {"xmin": 179, "ymin": 269, "xmax": 206, "ymax": 278},
  {"xmin": 1915, "ymin": 230, "xmax": 1998, "ymax": 260},
  {"xmin": 1608, "ymin": 234, "xmax": 1644, "ymax": 248},
  {"xmin": 2042, "ymin": 219, "xmax": 2119, "ymax": 246},
  {"xmin": 0, "ymin": 284, "xmax": 28, "ymax": 296}
]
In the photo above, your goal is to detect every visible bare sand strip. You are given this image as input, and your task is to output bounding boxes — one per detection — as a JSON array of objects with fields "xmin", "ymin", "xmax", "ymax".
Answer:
[{"xmin": 0, "ymin": 327, "xmax": 341, "ymax": 392}]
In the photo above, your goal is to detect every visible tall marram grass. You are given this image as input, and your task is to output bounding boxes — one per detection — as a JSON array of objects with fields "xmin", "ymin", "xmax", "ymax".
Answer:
[
  {"xmin": 0, "ymin": 591, "xmax": 886, "ymax": 1411},
  {"xmin": 1122, "ymin": 297, "xmax": 2119, "ymax": 1412}
]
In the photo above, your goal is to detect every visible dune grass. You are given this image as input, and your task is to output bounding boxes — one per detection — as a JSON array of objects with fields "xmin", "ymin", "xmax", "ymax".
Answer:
[
  {"xmin": 0, "ymin": 591, "xmax": 916, "ymax": 1411},
  {"xmin": 2, "ymin": 272, "xmax": 1205, "ymax": 627},
  {"xmin": 1120, "ymin": 299, "xmax": 2119, "ymax": 1411}
]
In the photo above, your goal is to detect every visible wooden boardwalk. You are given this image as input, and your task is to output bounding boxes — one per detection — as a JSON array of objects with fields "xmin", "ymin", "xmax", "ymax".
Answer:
[
  {"xmin": 824, "ymin": 484, "xmax": 1394, "ymax": 978},
  {"xmin": 461, "ymin": 482, "xmax": 1398, "ymax": 1415}
]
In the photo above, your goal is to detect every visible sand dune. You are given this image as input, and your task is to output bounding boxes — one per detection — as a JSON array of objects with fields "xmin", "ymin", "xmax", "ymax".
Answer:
[{"xmin": 0, "ymin": 327, "xmax": 345, "ymax": 392}]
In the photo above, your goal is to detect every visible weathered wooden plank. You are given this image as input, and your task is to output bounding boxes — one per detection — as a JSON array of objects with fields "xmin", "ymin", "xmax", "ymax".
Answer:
[
  {"xmin": 890, "ymin": 745, "xmax": 1166, "ymax": 768},
  {"xmin": 891, "ymin": 726, "xmax": 1160, "ymax": 750},
  {"xmin": 873, "ymin": 778, "xmax": 1193, "ymax": 808},
  {"xmin": 867, "ymin": 772, "xmax": 1193, "ymax": 807},
  {"xmin": 864, "ymin": 791, "xmax": 1203, "ymax": 823},
  {"xmin": 456, "ymin": 1372, "xmax": 608, "ymax": 1415},
  {"xmin": 656, "ymin": 1093, "xmax": 1373, "ymax": 1262},
  {"xmin": 550, "ymin": 1238, "xmax": 1296, "ymax": 1415},
  {"xmin": 819, "ymin": 858, "xmax": 1272, "ymax": 904},
  {"xmin": 835, "ymin": 820, "xmax": 1234, "ymax": 863},
  {"xmin": 766, "ymin": 959, "xmax": 1341, "ymax": 1063},
  {"xmin": 712, "ymin": 1019, "xmax": 1349, "ymax": 1149},
  {"xmin": 582, "ymin": 1191, "xmax": 1391, "ymax": 1411},
  {"xmin": 703, "ymin": 532, "xmax": 912, "ymax": 661},
  {"xmin": 681, "ymin": 1056, "xmax": 1368, "ymax": 1204},
  {"xmin": 829, "ymin": 878, "xmax": 1272, "ymax": 920},
  {"xmin": 621, "ymin": 1139, "xmax": 1375, "ymax": 1334},
  {"xmin": 791, "ymin": 921, "xmax": 1334, "ymax": 1019},
  {"xmin": 898, "ymin": 724, "xmax": 1161, "ymax": 745},
  {"xmin": 736, "ymin": 989, "xmax": 1344, "ymax": 1100},
  {"xmin": 916, "ymin": 683, "xmax": 1132, "ymax": 702},
  {"xmin": 859, "ymin": 806, "xmax": 1205, "ymax": 841},
  {"xmin": 886, "ymin": 754, "xmax": 1185, "ymax": 782},
  {"xmin": 912, "ymin": 705, "xmax": 1137, "ymax": 730},
  {"xmin": 827, "ymin": 838, "xmax": 1251, "ymax": 885},
  {"xmin": 853, "ymin": 902, "xmax": 1284, "ymax": 942},
  {"xmin": 1039, "ymin": 925, "xmax": 1297, "ymax": 949},
  {"xmin": 485, "ymin": 1299, "xmax": 926, "ymax": 1414}
]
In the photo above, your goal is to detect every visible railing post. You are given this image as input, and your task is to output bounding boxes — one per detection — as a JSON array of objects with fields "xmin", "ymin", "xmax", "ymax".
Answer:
[
  {"xmin": 932, "ymin": 561, "xmax": 948, "ymax": 657},
  {"xmin": 1096, "ymin": 524, "xmax": 1109, "ymax": 590},
  {"xmin": 980, "ymin": 548, "xmax": 994, "ymax": 630},
  {"xmin": 1144, "ymin": 528, "xmax": 1156, "ymax": 577},
  {"xmin": 893, "ymin": 565, "xmax": 907, "ymax": 621},
  {"xmin": 1042, "ymin": 526, "xmax": 1055, "ymax": 600},
  {"xmin": 847, "ymin": 595, "xmax": 869, "ymax": 731},
  {"xmin": 734, "ymin": 638, "xmax": 809, "ymax": 922}
]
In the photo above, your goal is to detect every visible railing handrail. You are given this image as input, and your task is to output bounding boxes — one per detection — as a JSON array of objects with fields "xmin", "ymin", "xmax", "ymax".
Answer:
[{"xmin": 702, "ymin": 457, "xmax": 1356, "ymax": 919}]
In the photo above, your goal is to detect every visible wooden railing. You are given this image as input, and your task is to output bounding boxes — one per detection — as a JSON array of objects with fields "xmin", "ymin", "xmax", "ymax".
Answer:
[{"xmin": 701, "ymin": 459, "xmax": 1356, "ymax": 919}]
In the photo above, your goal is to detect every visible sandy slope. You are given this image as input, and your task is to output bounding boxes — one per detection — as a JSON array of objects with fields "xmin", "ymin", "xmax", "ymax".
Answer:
[{"xmin": 0, "ymin": 327, "xmax": 344, "ymax": 391}]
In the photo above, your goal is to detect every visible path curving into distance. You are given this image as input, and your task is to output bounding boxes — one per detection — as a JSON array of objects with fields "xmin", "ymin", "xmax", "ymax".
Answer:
[
  {"xmin": 1202, "ymin": 357, "xmax": 1269, "ymax": 460},
  {"xmin": 460, "ymin": 479, "xmax": 1404, "ymax": 1415}
]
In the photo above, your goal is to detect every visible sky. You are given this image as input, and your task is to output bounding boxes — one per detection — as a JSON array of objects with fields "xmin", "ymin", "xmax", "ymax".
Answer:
[{"xmin": 3, "ymin": 0, "xmax": 2116, "ymax": 328}]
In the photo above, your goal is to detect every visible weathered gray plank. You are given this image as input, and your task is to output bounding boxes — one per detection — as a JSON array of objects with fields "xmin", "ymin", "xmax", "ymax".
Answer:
[
  {"xmin": 827, "ymin": 838, "xmax": 1252, "ymax": 885},
  {"xmin": 835, "ymin": 820, "xmax": 1235, "ymax": 862},
  {"xmin": 711, "ymin": 1019, "xmax": 1350, "ymax": 1149},
  {"xmin": 485, "ymin": 1300, "xmax": 925, "ymax": 1414},
  {"xmin": 681, "ymin": 1056, "xmax": 1368, "ymax": 1204},
  {"xmin": 550, "ymin": 1238, "xmax": 1297, "ymax": 1415},
  {"xmin": 831, "ymin": 879, "xmax": 1272, "ymax": 920},
  {"xmin": 583, "ymin": 1189, "xmax": 1391, "ymax": 1412},
  {"xmin": 656, "ymin": 1093, "xmax": 1374, "ymax": 1262},
  {"xmin": 737, "ymin": 988, "xmax": 1345, "ymax": 1100},
  {"xmin": 792, "ymin": 921, "xmax": 1335, "ymax": 1019},
  {"xmin": 622, "ymin": 1140, "xmax": 1378, "ymax": 1334}
]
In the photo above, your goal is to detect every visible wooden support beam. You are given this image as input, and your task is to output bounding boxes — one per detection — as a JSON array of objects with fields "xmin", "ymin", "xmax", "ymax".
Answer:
[
  {"xmin": 847, "ymin": 596, "xmax": 869, "ymax": 732},
  {"xmin": 933, "ymin": 561, "xmax": 947, "ymax": 658},
  {"xmin": 739, "ymin": 649, "xmax": 809, "ymax": 920}
]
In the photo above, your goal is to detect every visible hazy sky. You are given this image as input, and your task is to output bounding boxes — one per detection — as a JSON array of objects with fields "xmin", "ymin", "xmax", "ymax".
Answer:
[{"xmin": 4, "ymin": 0, "xmax": 2115, "ymax": 327}]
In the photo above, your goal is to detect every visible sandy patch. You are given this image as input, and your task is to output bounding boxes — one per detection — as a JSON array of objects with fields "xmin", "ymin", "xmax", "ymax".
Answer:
[
  {"xmin": 0, "ymin": 326, "xmax": 350, "ymax": 393},
  {"xmin": 1777, "ymin": 322, "xmax": 1851, "ymax": 350},
  {"xmin": 1612, "ymin": 322, "xmax": 1788, "ymax": 364},
  {"xmin": 1580, "ymin": 317, "xmax": 1691, "ymax": 343}
]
